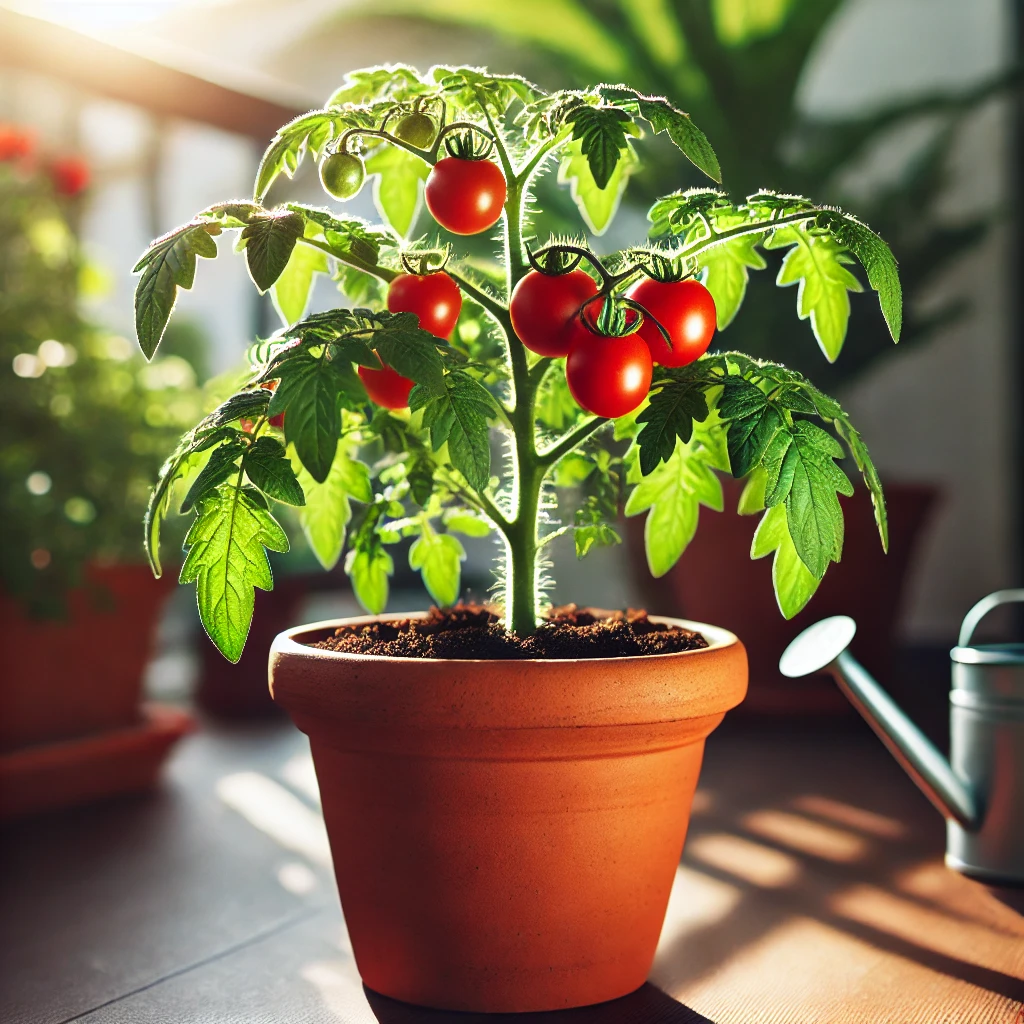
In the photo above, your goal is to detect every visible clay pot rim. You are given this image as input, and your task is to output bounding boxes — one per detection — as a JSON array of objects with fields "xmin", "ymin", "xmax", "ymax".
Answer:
[{"xmin": 272, "ymin": 610, "xmax": 739, "ymax": 665}]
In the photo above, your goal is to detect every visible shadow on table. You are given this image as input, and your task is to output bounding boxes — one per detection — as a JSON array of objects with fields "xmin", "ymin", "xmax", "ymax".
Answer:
[{"xmin": 364, "ymin": 982, "xmax": 715, "ymax": 1023}]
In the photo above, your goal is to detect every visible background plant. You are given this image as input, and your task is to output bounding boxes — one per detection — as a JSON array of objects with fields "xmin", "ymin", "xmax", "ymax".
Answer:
[
  {"xmin": 0, "ymin": 133, "xmax": 204, "ymax": 616},
  {"xmin": 134, "ymin": 65, "xmax": 901, "ymax": 660}
]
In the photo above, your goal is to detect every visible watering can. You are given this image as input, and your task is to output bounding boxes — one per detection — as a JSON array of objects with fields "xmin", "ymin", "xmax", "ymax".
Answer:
[{"xmin": 780, "ymin": 590, "xmax": 1024, "ymax": 885}]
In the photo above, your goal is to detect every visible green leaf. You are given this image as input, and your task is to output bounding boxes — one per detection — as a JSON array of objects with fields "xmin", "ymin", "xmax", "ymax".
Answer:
[
  {"xmin": 719, "ymin": 378, "xmax": 787, "ymax": 479},
  {"xmin": 443, "ymin": 511, "xmax": 492, "ymax": 537},
  {"xmin": 573, "ymin": 493, "xmax": 621, "ymax": 559},
  {"xmin": 254, "ymin": 109, "xmax": 345, "ymax": 201},
  {"xmin": 409, "ymin": 371, "xmax": 495, "ymax": 491},
  {"xmin": 365, "ymin": 144, "xmax": 430, "ymax": 237},
  {"xmin": 600, "ymin": 85, "xmax": 722, "ymax": 183},
  {"xmin": 133, "ymin": 222, "xmax": 218, "ymax": 359},
  {"xmin": 179, "ymin": 440, "xmax": 244, "ymax": 514},
  {"xmin": 244, "ymin": 436, "xmax": 305, "ymax": 506},
  {"xmin": 409, "ymin": 523, "xmax": 465, "ymax": 606},
  {"xmin": 560, "ymin": 104, "xmax": 635, "ymax": 190},
  {"xmin": 635, "ymin": 379, "xmax": 710, "ymax": 475},
  {"xmin": 179, "ymin": 484, "xmax": 289, "ymax": 662},
  {"xmin": 558, "ymin": 134, "xmax": 638, "ymax": 235},
  {"xmin": 817, "ymin": 210, "xmax": 902, "ymax": 342},
  {"xmin": 290, "ymin": 444, "xmax": 372, "ymax": 570},
  {"xmin": 751, "ymin": 504, "xmax": 821, "ymax": 619},
  {"xmin": 432, "ymin": 66, "xmax": 541, "ymax": 115},
  {"xmin": 834, "ymin": 418, "xmax": 889, "ymax": 552},
  {"xmin": 205, "ymin": 389, "xmax": 272, "ymax": 427},
  {"xmin": 773, "ymin": 422, "xmax": 853, "ymax": 579},
  {"xmin": 738, "ymin": 467, "xmax": 767, "ymax": 515},
  {"xmin": 328, "ymin": 65, "xmax": 429, "ymax": 106},
  {"xmin": 697, "ymin": 233, "xmax": 767, "ymax": 329},
  {"xmin": 272, "ymin": 233, "xmax": 328, "ymax": 326},
  {"xmin": 766, "ymin": 224, "xmax": 863, "ymax": 362},
  {"xmin": 373, "ymin": 317, "xmax": 446, "ymax": 390},
  {"xmin": 647, "ymin": 187, "xmax": 730, "ymax": 237},
  {"xmin": 270, "ymin": 352, "xmax": 343, "ymax": 483},
  {"xmin": 240, "ymin": 211, "xmax": 305, "ymax": 293},
  {"xmin": 345, "ymin": 543, "xmax": 393, "ymax": 615},
  {"xmin": 624, "ymin": 437, "xmax": 723, "ymax": 577}
]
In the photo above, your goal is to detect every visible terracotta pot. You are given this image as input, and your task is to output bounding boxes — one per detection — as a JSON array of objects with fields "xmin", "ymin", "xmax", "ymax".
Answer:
[
  {"xmin": 270, "ymin": 613, "xmax": 747, "ymax": 1012},
  {"xmin": 627, "ymin": 480, "xmax": 937, "ymax": 716},
  {"xmin": 0, "ymin": 563, "xmax": 173, "ymax": 752}
]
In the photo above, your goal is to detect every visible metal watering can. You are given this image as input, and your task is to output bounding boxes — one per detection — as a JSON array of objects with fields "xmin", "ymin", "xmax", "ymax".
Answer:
[{"xmin": 780, "ymin": 590, "xmax": 1024, "ymax": 885}]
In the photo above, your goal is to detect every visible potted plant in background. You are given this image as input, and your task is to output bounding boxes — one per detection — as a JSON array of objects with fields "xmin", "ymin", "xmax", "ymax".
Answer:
[
  {"xmin": 324, "ymin": 0, "xmax": 1014, "ymax": 712},
  {"xmin": 132, "ymin": 65, "xmax": 900, "ymax": 1011},
  {"xmin": 0, "ymin": 130, "xmax": 200, "ymax": 819}
]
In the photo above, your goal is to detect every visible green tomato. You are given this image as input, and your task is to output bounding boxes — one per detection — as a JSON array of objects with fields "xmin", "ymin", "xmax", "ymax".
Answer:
[
  {"xmin": 319, "ymin": 152, "xmax": 365, "ymax": 200},
  {"xmin": 393, "ymin": 112, "xmax": 436, "ymax": 150}
]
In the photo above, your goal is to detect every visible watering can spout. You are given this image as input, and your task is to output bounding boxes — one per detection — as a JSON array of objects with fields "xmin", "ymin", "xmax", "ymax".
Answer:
[{"xmin": 780, "ymin": 617, "xmax": 980, "ymax": 830}]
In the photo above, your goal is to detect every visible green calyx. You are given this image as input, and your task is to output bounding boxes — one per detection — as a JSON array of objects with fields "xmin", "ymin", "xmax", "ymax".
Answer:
[
  {"xmin": 442, "ymin": 129, "xmax": 495, "ymax": 161},
  {"xmin": 319, "ymin": 151, "xmax": 366, "ymax": 200},
  {"xmin": 583, "ymin": 295, "xmax": 642, "ymax": 338}
]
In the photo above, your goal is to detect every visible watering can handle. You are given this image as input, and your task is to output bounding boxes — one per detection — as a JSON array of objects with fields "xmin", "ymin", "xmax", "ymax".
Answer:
[{"xmin": 958, "ymin": 589, "xmax": 1024, "ymax": 647}]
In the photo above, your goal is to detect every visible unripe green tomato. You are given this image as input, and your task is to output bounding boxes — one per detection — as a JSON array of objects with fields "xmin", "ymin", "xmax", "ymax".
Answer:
[
  {"xmin": 319, "ymin": 152, "xmax": 365, "ymax": 200},
  {"xmin": 393, "ymin": 112, "xmax": 436, "ymax": 150}
]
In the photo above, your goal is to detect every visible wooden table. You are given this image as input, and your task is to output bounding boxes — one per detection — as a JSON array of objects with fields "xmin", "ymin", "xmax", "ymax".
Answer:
[{"xmin": 2, "ymin": 716, "xmax": 1022, "ymax": 1024}]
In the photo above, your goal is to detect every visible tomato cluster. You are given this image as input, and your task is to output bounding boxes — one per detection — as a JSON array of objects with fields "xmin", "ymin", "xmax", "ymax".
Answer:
[{"xmin": 512, "ymin": 268, "xmax": 717, "ymax": 419}]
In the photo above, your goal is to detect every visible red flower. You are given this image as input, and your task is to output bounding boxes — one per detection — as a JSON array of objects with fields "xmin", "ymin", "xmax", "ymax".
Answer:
[
  {"xmin": 51, "ymin": 156, "xmax": 90, "ymax": 196},
  {"xmin": 0, "ymin": 124, "xmax": 34, "ymax": 162}
]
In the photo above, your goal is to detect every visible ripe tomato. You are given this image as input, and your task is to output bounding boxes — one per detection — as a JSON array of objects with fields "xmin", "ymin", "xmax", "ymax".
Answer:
[
  {"xmin": 425, "ymin": 157, "xmax": 506, "ymax": 235},
  {"xmin": 510, "ymin": 269, "xmax": 598, "ymax": 358},
  {"xmin": 565, "ymin": 322, "xmax": 653, "ymax": 419},
  {"xmin": 387, "ymin": 272, "xmax": 462, "ymax": 339},
  {"xmin": 268, "ymin": 412, "xmax": 286, "ymax": 428},
  {"xmin": 627, "ymin": 278, "xmax": 716, "ymax": 367},
  {"xmin": 358, "ymin": 360, "xmax": 414, "ymax": 409},
  {"xmin": 0, "ymin": 125, "xmax": 33, "ymax": 162},
  {"xmin": 51, "ymin": 156, "xmax": 90, "ymax": 196}
]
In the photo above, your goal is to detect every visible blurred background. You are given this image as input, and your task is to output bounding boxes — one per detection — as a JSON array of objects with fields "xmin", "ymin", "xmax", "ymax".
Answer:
[{"xmin": 1, "ymin": 0, "xmax": 1021, "ymax": 735}]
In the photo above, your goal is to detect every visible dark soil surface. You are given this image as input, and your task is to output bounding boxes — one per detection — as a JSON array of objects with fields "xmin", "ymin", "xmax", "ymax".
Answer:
[{"xmin": 310, "ymin": 604, "xmax": 708, "ymax": 660}]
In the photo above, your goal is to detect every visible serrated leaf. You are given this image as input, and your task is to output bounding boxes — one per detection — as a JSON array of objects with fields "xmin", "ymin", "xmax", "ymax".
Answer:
[
  {"xmin": 751, "ymin": 503, "xmax": 821, "ymax": 619},
  {"xmin": 635, "ymin": 380, "xmax": 710, "ymax": 475},
  {"xmin": 776, "ymin": 422, "xmax": 853, "ymax": 579},
  {"xmin": 834, "ymin": 419, "xmax": 888, "ymax": 552},
  {"xmin": 270, "ymin": 353, "xmax": 343, "ymax": 483},
  {"xmin": 409, "ymin": 524, "xmax": 465, "ymax": 607},
  {"xmin": 365, "ymin": 144, "xmax": 429, "ymax": 237},
  {"xmin": 290, "ymin": 444, "xmax": 371, "ymax": 570},
  {"xmin": 272, "ymin": 233, "xmax": 328, "ymax": 326},
  {"xmin": 561, "ymin": 104, "xmax": 634, "ymax": 190},
  {"xmin": 328, "ymin": 65, "xmax": 428, "ymax": 107},
  {"xmin": 719, "ymin": 379, "xmax": 786, "ymax": 479},
  {"xmin": 409, "ymin": 371, "xmax": 495, "ymax": 491},
  {"xmin": 624, "ymin": 437, "xmax": 723, "ymax": 577},
  {"xmin": 373, "ymin": 320, "xmax": 445, "ymax": 390},
  {"xmin": 558, "ymin": 135, "xmax": 638, "ymax": 235},
  {"xmin": 206, "ymin": 389, "xmax": 272, "ymax": 427},
  {"xmin": 818, "ymin": 210, "xmax": 902, "ymax": 342},
  {"xmin": 766, "ymin": 224, "xmax": 863, "ymax": 362},
  {"xmin": 244, "ymin": 436, "xmax": 305, "ymax": 506},
  {"xmin": 573, "ymin": 492, "xmax": 621, "ymax": 559},
  {"xmin": 345, "ymin": 544, "xmax": 393, "ymax": 615},
  {"xmin": 254, "ymin": 109, "xmax": 345, "ymax": 201},
  {"xmin": 698, "ymin": 233, "xmax": 767, "ymax": 329},
  {"xmin": 179, "ymin": 441, "xmax": 244, "ymax": 514},
  {"xmin": 600, "ymin": 86, "xmax": 721, "ymax": 183},
  {"xmin": 133, "ymin": 223, "xmax": 218, "ymax": 359},
  {"xmin": 240, "ymin": 211, "xmax": 305, "ymax": 293},
  {"xmin": 179, "ymin": 484, "xmax": 289, "ymax": 662}
]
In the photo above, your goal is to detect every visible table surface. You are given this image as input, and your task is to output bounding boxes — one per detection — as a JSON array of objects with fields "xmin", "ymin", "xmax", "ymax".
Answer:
[{"xmin": 2, "ymin": 714, "xmax": 1023, "ymax": 1024}]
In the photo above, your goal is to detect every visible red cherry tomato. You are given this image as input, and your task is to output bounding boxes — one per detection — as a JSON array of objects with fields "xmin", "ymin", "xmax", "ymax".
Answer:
[
  {"xmin": 268, "ymin": 412, "xmax": 286, "ymax": 428},
  {"xmin": 387, "ymin": 272, "xmax": 462, "ymax": 339},
  {"xmin": 50, "ymin": 156, "xmax": 90, "ymax": 196},
  {"xmin": 425, "ymin": 157, "xmax": 506, "ymax": 235},
  {"xmin": 509, "ymin": 269, "xmax": 598, "ymax": 358},
  {"xmin": 358, "ymin": 360, "xmax": 414, "ymax": 409},
  {"xmin": 0, "ymin": 125, "xmax": 33, "ymax": 162},
  {"xmin": 565, "ymin": 321, "xmax": 653, "ymax": 420},
  {"xmin": 627, "ymin": 278, "xmax": 716, "ymax": 367}
]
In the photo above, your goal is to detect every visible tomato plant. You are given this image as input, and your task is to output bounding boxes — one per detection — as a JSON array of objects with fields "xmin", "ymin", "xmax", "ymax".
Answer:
[{"xmin": 131, "ymin": 66, "xmax": 901, "ymax": 661}]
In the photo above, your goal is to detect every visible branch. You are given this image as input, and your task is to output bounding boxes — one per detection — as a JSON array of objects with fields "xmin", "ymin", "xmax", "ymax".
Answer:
[
  {"xmin": 538, "ymin": 415, "xmax": 608, "ymax": 467},
  {"xmin": 297, "ymin": 235, "xmax": 398, "ymax": 283},
  {"xmin": 445, "ymin": 268, "xmax": 508, "ymax": 322}
]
